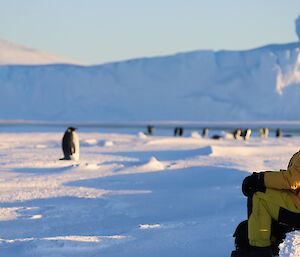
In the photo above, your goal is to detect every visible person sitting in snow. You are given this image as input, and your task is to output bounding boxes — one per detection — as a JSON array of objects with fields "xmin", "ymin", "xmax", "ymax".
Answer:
[
  {"xmin": 232, "ymin": 151, "xmax": 300, "ymax": 257},
  {"xmin": 60, "ymin": 127, "xmax": 80, "ymax": 161}
]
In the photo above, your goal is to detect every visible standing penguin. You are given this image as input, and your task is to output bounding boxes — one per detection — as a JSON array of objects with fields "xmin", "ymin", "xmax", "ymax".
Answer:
[{"xmin": 61, "ymin": 127, "xmax": 80, "ymax": 161}]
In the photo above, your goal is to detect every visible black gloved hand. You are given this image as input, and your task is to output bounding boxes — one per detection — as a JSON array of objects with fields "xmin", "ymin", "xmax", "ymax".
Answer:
[{"xmin": 242, "ymin": 172, "xmax": 266, "ymax": 197}]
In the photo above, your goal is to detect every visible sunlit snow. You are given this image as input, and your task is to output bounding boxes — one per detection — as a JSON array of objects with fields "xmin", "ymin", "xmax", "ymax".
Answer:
[{"xmin": 0, "ymin": 127, "xmax": 298, "ymax": 257}]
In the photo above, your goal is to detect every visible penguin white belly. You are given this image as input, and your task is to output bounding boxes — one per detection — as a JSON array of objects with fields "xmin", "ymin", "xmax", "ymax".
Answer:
[{"xmin": 70, "ymin": 132, "xmax": 80, "ymax": 161}]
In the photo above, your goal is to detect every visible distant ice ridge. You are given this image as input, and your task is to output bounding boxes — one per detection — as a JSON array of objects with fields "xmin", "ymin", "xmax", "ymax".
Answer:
[
  {"xmin": 1, "ymin": 17, "xmax": 300, "ymax": 121},
  {"xmin": 0, "ymin": 38, "xmax": 78, "ymax": 65},
  {"xmin": 1, "ymin": 41, "xmax": 300, "ymax": 122},
  {"xmin": 296, "ymin": 16, "xmax": 300, "ymax": 41}
]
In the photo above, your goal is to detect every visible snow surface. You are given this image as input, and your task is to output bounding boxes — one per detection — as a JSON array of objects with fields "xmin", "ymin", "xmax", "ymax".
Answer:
[
  {"xmin": 0, "ymin": 127, "xmax": 299, "ymax": 257},
  {"xmin": 0, "ymin": 39, "xmax": 78, "ymax": 65}
]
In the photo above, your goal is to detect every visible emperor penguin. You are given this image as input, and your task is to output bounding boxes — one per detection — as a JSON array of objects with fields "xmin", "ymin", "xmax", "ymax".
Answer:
[{"xmin": 61, "ymin": 127, "xmax": 80, "ymax": 161}]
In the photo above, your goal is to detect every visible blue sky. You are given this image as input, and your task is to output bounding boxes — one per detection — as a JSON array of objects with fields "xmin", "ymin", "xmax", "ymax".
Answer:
[{"xmin": 0, "ymin": 0, "xmax": 299, "ymax": 64}]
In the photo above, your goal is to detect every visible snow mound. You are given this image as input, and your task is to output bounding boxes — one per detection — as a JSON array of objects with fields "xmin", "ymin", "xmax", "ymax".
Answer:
[
  {"xmin": 279, "ymin": 231, "xmax": 300, "ymax": 257},
  {"xmin": 35, "ymin": 144, "xmax": 47, "ymax": 149},
  {"xmin": 137, "ymin": 132, "xmax": 147, "ymax": 139},
  {"xmin": 0, "ymin": 207, "xmax": 42, "ymax": 221},
  {"xmin": 43, "ymin": 235, "xmax": 126, "ymax": 243},
  {"xmin": 139, "ymin": 224, "xmax": 161, "ymax": 230},
  {"xmin": 30, "ymin": 214, "xmax": 42, "ymax": 220},
  {"xmin": 0, "ymin": 207, "xmax": 21, "ymax": 221},
  {"xmin": 81, "ymin": 139, "xmax": 98, "ymax": 146},
  {"xmin": 140, "ymin": 157, "xmax": 165, "ymax": 172},
  {"xmin": 81, "ymin": 163, "xmax": 100, "ymax": 170},
  {"xmin": 98, "ymin": 140, "xmax": 114, "ymax": 147},
  {"xmin": 83, "ymin": 139, "xmax": 114, "ymax": 147},
  {"xmin": 190, "ymin": 131, "xmax": 202, "ymax": 139},
  {"xmin": 0, "ymin": 235, "xmax": 127, "ymax": 254}
]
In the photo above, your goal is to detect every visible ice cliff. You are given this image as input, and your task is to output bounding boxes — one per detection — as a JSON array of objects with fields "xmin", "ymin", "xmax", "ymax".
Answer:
[{"xmin": 0, "ymin": 22, "xmax": 300, "ymax": 122}]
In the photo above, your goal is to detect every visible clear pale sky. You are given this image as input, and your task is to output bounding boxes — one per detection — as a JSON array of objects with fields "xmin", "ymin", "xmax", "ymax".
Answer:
[{"xmin": 1, "ymin": 0, "xmax": 299, "ymax": 64}]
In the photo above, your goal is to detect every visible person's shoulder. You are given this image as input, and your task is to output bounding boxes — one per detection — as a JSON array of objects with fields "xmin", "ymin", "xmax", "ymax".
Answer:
[
  {"xmin": 293, "ymin": 151, "xmax": 300, "ymax": 158},
  {"xmin": 290, "ymin": 151, "xmax": 300, "ymax": 166}
]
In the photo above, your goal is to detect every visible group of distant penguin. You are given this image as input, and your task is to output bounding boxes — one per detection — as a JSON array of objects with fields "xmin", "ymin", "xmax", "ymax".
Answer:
[
  {"xmin": 147, "ymin": 126, "xmax": 289, "ymax": 140},
  {"xmin": 60, "ymin": 126, "xmax": 289, "ymax": 161}
]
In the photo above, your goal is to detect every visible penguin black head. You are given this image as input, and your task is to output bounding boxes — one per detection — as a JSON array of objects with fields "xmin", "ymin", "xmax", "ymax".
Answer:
[{"xmin": 68, "ymin": 127, "xmax": 77, "ymax": 132}]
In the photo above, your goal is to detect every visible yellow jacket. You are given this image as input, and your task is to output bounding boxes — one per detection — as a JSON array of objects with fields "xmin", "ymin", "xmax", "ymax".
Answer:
[{"xmin": 264, "ymin": 151, "xmax": 300, "ymax": 207}]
